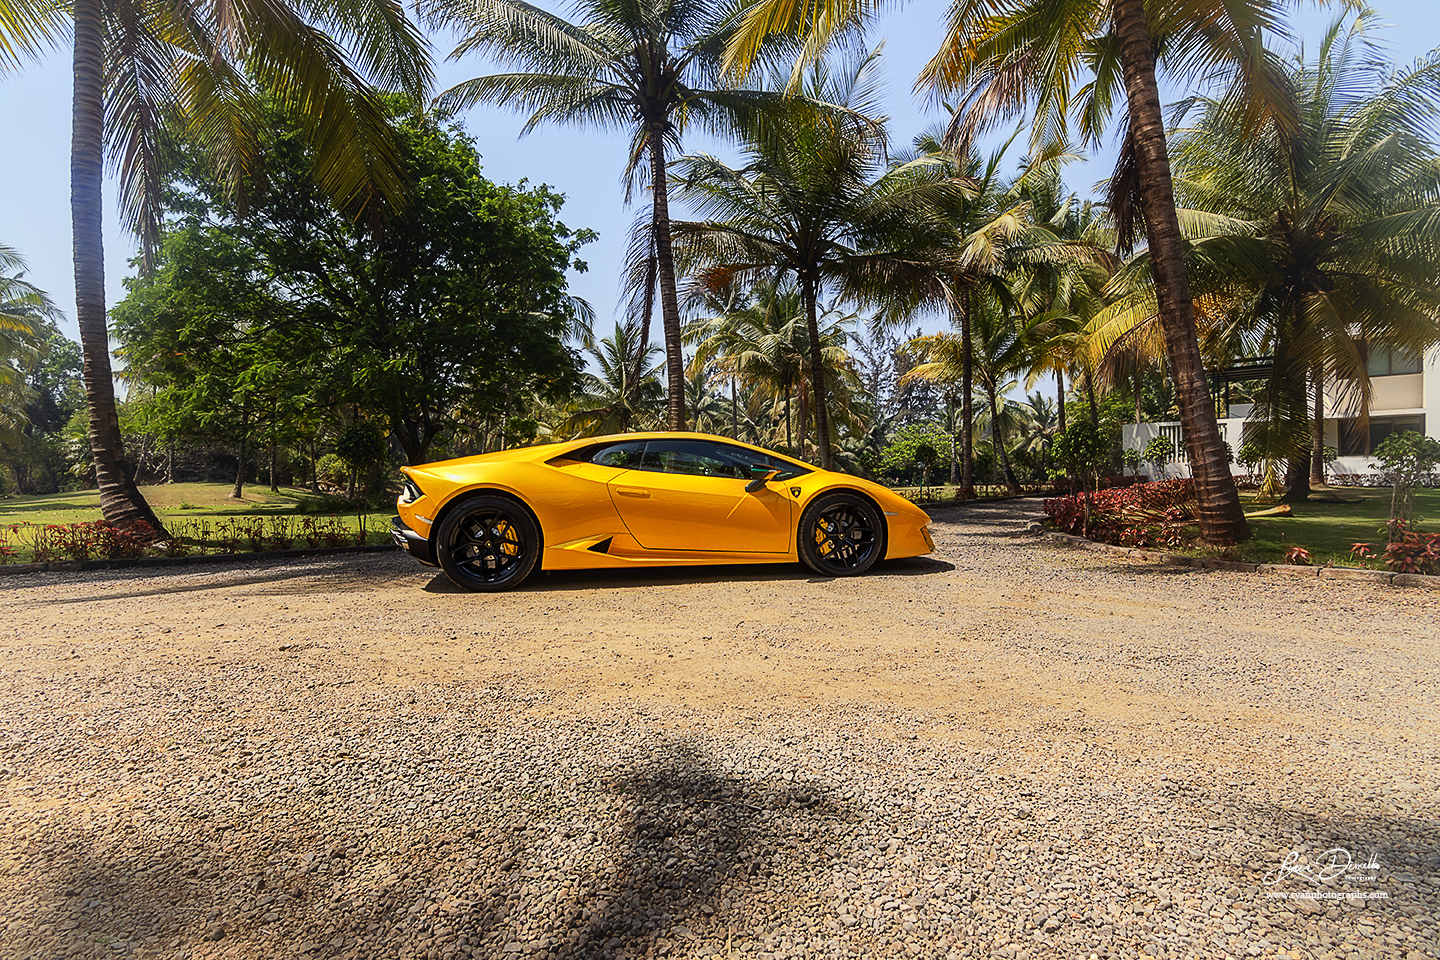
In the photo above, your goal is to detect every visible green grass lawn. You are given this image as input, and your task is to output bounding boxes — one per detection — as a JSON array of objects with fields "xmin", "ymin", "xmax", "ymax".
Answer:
[
  {"xmin": 1225, "ymin": 486, "xmax": 1437, "ymax": 567},
  {"xmin": 0, "ymin": 482, "xmax": 394, "ymax": 562}
]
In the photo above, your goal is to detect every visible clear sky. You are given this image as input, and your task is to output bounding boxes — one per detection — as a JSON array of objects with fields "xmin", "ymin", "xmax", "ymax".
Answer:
[{"xmin": 1, "ymin": 0, "xmax": 1436, "ymax": 344}]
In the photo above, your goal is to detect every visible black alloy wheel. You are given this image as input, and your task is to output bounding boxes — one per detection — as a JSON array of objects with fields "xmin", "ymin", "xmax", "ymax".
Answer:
[
  {"xmin": 435, "ymin": 496, "xmax": 541, "ymax": 592},
  {"xmin": 798, "ymin": 493, "xmax": 883, "ymax": 577}
]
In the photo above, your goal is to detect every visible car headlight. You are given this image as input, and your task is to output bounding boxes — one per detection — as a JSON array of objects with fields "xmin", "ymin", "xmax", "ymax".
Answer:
[{"xmin": 398, "ymin": 476, "xmax": 424, "ymax": 505}]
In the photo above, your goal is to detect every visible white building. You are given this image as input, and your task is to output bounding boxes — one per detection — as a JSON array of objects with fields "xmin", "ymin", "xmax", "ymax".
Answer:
[{"xmin": 1122, "ymin": 345, "xmax": 1440, "ymax": 478}]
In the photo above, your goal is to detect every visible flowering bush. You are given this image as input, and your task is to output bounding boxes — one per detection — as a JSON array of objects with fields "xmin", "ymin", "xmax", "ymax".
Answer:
[{"xmin": 1043, "ymin": 479, "xmax": 1198, "ymax": 546}]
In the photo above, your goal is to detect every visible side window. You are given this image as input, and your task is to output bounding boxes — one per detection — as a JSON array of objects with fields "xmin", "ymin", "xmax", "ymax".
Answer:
[
  {"xmin": 639, "ymin": 440, "xmax": 744, "ymax": 478},
  {"xmin": 636, "ymin": 440, "xmax": 809, "ymax": 480},
  {"xmin": 581, "ymin": 440, "xmax": 646, "ymax": 469}
]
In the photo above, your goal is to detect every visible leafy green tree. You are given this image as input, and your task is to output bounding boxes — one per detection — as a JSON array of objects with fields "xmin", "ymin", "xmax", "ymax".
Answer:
[
  {"xmin": 1142, "ymin": 436, "xmax": 1175, "ymax": 478},
  {"xmin": 1053, "ymin": 418, "xmax": 1120, "ymax": 533},
  {"xmin": 1372, "ymin": 431, "xmax": 1440, "ymax": 533},
  {"xmin": 878, "ymin": 424, "xmax": 951, "ymax": 485},
  {"xmin": 116, "ymin": 105, "xmax": 590, "ymax": 467},
  {"xmin": 0, "ymin": 0, "xmax": 431, "ymax": 532}
]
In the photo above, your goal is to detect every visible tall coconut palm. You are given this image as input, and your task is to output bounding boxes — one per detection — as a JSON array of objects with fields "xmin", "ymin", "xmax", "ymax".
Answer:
[
  {"xmin": 883, "ymin": 126, "xmax": 1038, "ymax": 496},
  {"xmin": 672, "ymin": 51, "xmax": 960, "ymax": 469},
  {"xmin": 722, "ymin": 0, "xmax": 1291, "ymax": 541},
  {"xmin": 556, "ymin": 321, "xmax": 666, "ymax": 436},
  {"xmin": 422, "ymin": 0, "xmax": 821, "ymax": 431},
  {"xmin": 1087, "ymin": 14, "xmax": 1440, "ymax": 501},
  {"xmin": 685, "ymin": 280, "xmax": 854, "ymax": 456},
  {"xmin": 1167, "ymin": 14, "xmax": 1440, "ymax": 500},
  {"xmin": 903, "ymin": 298, "xmax": 1035, "ymax": 494},
  {"xmin": 1010, "ymin": 160, "xmax": 1118, "ymax": 431},
  {"xmin": 1, "ymin": 0, "xmax": 431, "ymax": 531},
  {"xmin": 0, "ymin": 244, "xmax": 60, "ymax": 436}
]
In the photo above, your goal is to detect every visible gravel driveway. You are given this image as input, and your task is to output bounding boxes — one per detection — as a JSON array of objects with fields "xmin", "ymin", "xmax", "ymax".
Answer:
[{"xmin": 1, "ymin": 499, "xmax": 1435, "ymax": 960}]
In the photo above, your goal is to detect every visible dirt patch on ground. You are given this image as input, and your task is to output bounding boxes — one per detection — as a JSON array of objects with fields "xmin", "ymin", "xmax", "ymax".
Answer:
[{"xmin": 1, "ymin": 499, "xmax": 1435, "ymax": 960}]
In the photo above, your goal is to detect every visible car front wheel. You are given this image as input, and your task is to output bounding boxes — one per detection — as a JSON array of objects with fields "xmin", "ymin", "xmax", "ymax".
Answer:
[
  {"xmin": 436, "ymin": 496, "xmax": 540, "ymax": 592},
  {"xmin": 798, "ymin": 493, "xmax": 884, "ymax": 577}
]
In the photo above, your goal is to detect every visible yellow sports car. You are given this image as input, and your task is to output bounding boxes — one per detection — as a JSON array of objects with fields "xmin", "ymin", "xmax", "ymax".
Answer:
[{"xmin": 390, "ymin": 432, "xmax": 934, "ymax": 591}]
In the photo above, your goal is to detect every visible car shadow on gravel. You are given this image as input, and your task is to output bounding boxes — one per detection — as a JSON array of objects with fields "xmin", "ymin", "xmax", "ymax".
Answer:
[{"xmin": 422, "ymin": 556, "xmax": 955, "ymax": 593}]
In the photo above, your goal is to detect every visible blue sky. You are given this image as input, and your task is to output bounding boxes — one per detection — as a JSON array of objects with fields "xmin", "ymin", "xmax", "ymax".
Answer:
[{"xmin": 1, "ymin": 0, "xmax": 1436, "ymax": 344}]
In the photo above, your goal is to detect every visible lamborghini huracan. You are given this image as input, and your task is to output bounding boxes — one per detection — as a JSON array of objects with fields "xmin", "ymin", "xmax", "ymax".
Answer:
[{"xmin": 390, "ymin": 432, "xmax": 934, "ymax": 591}]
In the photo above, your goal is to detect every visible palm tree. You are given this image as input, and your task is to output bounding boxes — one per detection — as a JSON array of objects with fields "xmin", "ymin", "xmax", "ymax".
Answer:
[
  {"xmin": 557, "ymin": 321, "xmax": 666, "ymax": 436},
  {"xmin": 2, "ymin": 0, "xmax": 431, "ymax": 531},
  {"xmin": 885, "ymin": 127, "xmax": 1043, "ymax": 496},
  {"xmin": 903, "ymin": 298, "xmax": 1034, "ymax": 494},
  {"xmin": 1012, "ymin": 390, "xmax": 1060, "ymax": 478},
  {"xmin": 1010, "ymin": 161, "xmax": 1118, "ymax": 431},
  {"xmin": 422, "ymin": 0, "xmax": 819, "ymax": 431},
  {"xmin": 723, "ymin": 0, "xmax": 1288, "ymax": 542},
  {"xmin": 0, "ymin": 244, "xmax": 59, "ymax": 437},
  {"xmin": 920, "ymin": 0, "xmax": 1298, "ymax": 541},
  {"xmin": 685, "ymin": 280, "xmax": 854, "ymax": 457},
  {"xmin": 683, "ymin": 364, "xmax": 731, "ymax": 435},
  {"xmin": 672, "ymin": 51, "xmax": 959, "ymax": 469},
  {"xmin": 1164, "ymin": 14, "xmax": 1440, "ymax": 500}
]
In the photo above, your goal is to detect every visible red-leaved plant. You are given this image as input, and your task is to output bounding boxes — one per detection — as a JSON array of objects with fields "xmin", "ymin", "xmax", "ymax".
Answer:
[
  {"xmin": 1351, "ymin": 520, "xmax": 1440, "ymax": 575},
  {"xmin": 1044, "ymin": 479, "xmax": 1198, "ymax": 546}
]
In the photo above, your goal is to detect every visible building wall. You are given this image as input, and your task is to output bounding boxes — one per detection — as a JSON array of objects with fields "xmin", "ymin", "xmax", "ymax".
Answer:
[{"xmin": 1120, "ymin": 346, "xmax": 1438, "ymax": 479}]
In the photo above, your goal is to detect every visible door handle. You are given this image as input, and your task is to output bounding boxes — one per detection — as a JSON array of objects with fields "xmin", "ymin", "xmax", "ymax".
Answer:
[{"xmin": 615, "ymin": 487, "xmax": 650, "ymax": 498}]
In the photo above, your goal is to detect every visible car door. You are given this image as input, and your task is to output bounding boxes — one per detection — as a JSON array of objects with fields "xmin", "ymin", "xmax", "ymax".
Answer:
[{"xmin": 606, "ymin": 439, "xmax": 794, "ymax": 553}]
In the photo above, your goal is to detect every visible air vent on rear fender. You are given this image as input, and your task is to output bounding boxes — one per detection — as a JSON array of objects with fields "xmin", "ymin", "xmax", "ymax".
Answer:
[{"xmin": 588, "ymin": 537, "xmax": 613, "ymax": 554}]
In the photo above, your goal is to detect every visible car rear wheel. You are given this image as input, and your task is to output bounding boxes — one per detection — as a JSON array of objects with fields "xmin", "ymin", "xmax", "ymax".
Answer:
[
  {"xmin": 798, "ymin": 493, "xmax": 884, "ymax": 577},
  {"xmin": 436, "ymin": 496, "xmax": 540, "ymax": 592}
]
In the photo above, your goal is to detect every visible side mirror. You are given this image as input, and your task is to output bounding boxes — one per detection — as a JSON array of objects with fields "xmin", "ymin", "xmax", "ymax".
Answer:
[{"xmin": 745, "ymin": 466, "xmax": 781, "ymax": 493}]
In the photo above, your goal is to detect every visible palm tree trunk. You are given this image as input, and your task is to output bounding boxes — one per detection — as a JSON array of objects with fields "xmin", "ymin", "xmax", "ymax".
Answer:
[
  {"xmin": 269, "ymin": 442, "xmax": 279, "ymax": 492},
  {"xmin": 800, "ymin": 275, "xmax": 833, "ymax": 469},
  {"xmin": 1056, "ymin": 368, "xmax": 1066, "ymax": 437},
  {"xmin": 1085, "ymin": 369, "xmax": 1099, "ymax": 427},
  {"xmin": 948, "ymin": 393, "xmax": 960, "ymax": 485},
  {"xmin": 960, "ymin": 294, "xmax": 975, "ymax": 496},
  {"xmin": 649, "ymin": 129, "xmax": 687, "ymax": 431},
  {"xmin": 798, "ymin": 376, "xmax": 808, "ymax": 459},
  {"xmin": 1310, "ymin": 366, "xmax": 1326, "ymax": 485},
  {"xmin": 784, "ymin": 391, "xmax": 792, "ymax": 452},
  {"xmin": 988, "ymin": 385, "xmax": 1021, "ymax": 495},
  {"xmin": 72, "ymin": 0, "xmax": 166, "ymax": 537},
  {"xmin": 1113, "ymin": 0, "xmax": 1249, "ymax": 543},
  {"xmin": 731, "ymin": 380, "xmax": 738, "ymax": 438}
]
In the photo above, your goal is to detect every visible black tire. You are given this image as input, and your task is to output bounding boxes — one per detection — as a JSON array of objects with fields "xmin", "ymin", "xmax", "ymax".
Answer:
[
  {"xmin": 435, "ymin": 496, "xmax": 541, "ymax": 592},
  {"xmin": 797, "ymin": 492, "xmax": 884, "ymax": 577}
]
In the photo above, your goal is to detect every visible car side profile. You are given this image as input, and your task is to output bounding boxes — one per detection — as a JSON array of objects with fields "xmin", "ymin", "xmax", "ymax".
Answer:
[{"xmin": 390, "ymin": 432, "xmax": 934, "ymax": 591}]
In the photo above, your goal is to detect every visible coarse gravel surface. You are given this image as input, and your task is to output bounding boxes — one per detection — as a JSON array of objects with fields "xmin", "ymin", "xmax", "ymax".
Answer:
[{"xmin": 1, "ymin": 499, "xmax": 1435, "ymax": 960}]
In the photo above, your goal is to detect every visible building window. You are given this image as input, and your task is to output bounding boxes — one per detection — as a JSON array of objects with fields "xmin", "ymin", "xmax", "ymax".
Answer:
[
  {"xmin": 1339, "ymin": 416, "xmax": 1427, "ymax": 456},
  {"xmin": 1370, "ymin": 415, "xmax": 1426, "ymax": 452},
  {"xmin": 1365, "ymin": 345, "xmax": 1422, "ymax": 377}
]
